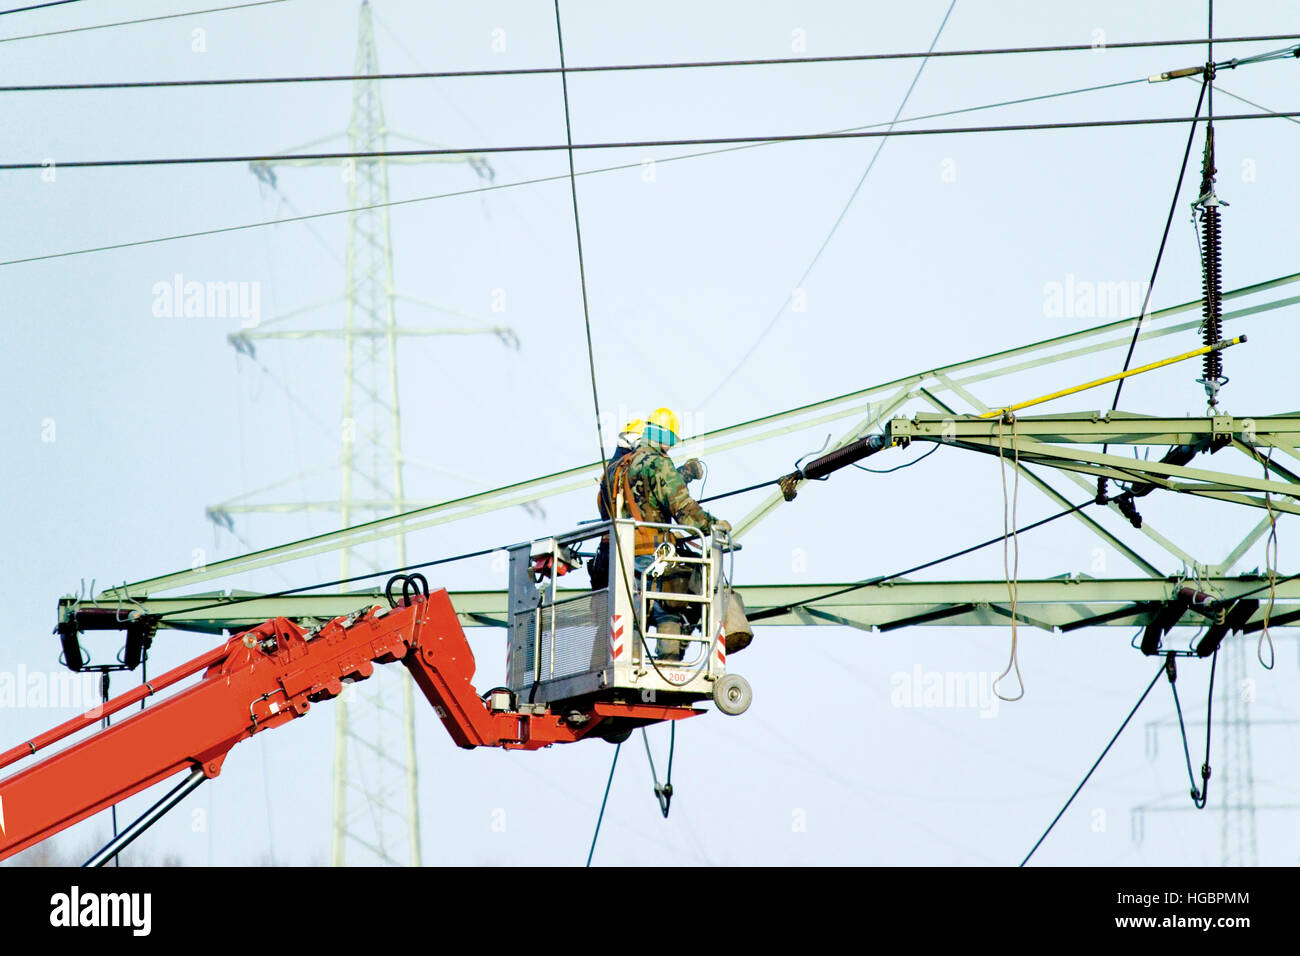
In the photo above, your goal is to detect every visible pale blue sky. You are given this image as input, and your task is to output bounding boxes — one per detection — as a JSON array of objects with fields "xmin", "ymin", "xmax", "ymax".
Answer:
[{"xmin": 2, "ymin": 0, "xmax": 1299, "ymax": 866}]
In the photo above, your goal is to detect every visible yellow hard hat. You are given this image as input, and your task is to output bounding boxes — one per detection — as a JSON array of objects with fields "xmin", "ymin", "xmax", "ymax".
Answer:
[
  {"xmin": 645, "ymin": 407, "xmax": 681, "ymax": 447},
  {"xmin": 622, "ymin": 418, "xmax": 646, "ymax": 438}
]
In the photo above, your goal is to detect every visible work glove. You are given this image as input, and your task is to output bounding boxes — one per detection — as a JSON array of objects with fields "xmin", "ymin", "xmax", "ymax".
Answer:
[
  {"xmin": 713, "ymin": 519, "xmax": 732, "ymax": 536},
  {"xmin": 679, "ymin": 458, "xmax": 705, "ymax": 482}
]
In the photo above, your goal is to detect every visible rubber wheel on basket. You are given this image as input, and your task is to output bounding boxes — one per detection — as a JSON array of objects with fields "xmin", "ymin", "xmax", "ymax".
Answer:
[{"xmin": 712, "ymin": 673, "xmax": 752, "ymax": 716}]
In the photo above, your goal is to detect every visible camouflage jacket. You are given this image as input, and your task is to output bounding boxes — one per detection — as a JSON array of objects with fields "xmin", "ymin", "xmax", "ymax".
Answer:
[
  {"xmin": 598, "ymin": 445, "xmax": 699, "ymax": 519},
  {"xmin": 612, "ymin": 443, "xmax": 717, "ymax": 533}
]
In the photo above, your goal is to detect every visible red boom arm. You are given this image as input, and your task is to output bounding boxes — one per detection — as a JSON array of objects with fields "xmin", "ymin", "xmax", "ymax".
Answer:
[{"xmin": 0, "ymin": 588, "xmax": 697, "ymax": 861}]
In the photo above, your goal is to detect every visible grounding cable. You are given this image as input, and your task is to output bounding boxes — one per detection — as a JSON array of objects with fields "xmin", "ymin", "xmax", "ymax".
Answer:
[
  {"xmin": 642, "ymin": 724, "xmax": 676, "ymax": 818},
  {"xmin": 1167, "ymin": 651, "xmax": 1215, "ymax": 810},
  {"xmin": 852, "ymin": 443, "xmax": 940, "ymax": 475}
]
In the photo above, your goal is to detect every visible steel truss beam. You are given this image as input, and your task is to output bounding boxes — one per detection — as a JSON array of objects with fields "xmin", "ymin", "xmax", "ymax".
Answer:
[
  {"xmin": 916, "ymin": 391, "xmax": 1170, "ymax": 577},
  {"xmin": 60, "ymin": 577, "xmax": 1300, "ymax": 634},
  {"xmin": 888, "ymin": 412, "xmax": 1300, "ymax": 516},
  {"xmin": 98, "ymin": 273, "xmax": 1300, "ymax": 601}
]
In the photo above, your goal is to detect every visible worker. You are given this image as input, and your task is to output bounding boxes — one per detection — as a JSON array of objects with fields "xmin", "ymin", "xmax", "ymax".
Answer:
[
  {"xmin": 602, "ymin": 407, "xmax": 752, "ymax": 661},
  {"xmin": 589, "ymin": 417, "xmax": 703, "ymax": 589},
  {"xmin": 607, "ymin": 417, "xmax": 704, "ymax": 498}
]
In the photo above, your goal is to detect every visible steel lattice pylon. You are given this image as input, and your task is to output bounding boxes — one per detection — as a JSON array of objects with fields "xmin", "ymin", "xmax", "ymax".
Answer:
[
  {"xmin": 204, "ymin": 1, "xmax": 510, "ymax": 866},
  {"xmin": 1219, "ymin": 637, "xmax": 1259, "ymax": 866},
  {"xmin": 329, "ymin": 0, "xmax": 418, "ymax": 870}
]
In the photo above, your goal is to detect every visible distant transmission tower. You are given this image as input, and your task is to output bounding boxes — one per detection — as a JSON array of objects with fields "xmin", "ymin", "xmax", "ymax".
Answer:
[
  {"xmin": 210, "ymin": 0, "xmax": 513, "ymax": 866},
  {"xmin": 1218, "ymin": 635, "xmax": 1258, "ymax": 866},
  {"xmin": 1131, "ymin": 635, "xmax": 1300, "ymax": 864}
]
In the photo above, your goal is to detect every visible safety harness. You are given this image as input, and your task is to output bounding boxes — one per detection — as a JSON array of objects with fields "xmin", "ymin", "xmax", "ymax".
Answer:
[{"xmin": 596, "ymin": 448, "xmax": 671, "ymax": 556}]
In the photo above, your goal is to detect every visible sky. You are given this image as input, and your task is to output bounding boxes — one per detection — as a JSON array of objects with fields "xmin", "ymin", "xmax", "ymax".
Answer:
[{"xmin": 2, "ymin": 0, "xmax": 1299, "ymax": 867}]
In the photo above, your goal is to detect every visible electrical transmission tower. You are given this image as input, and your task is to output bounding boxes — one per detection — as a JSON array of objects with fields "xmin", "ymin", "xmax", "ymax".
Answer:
[
  {"xmin": 208, "ymin": 0, "xmax": 513, "ymax": 866},
  {"xmin": 1131, "ymin": 632, "xmax": 1300, "ymax": 865},
  {"xmin": 1218, "ymin": 635, "xmax": 1258, "ymax": 866}
]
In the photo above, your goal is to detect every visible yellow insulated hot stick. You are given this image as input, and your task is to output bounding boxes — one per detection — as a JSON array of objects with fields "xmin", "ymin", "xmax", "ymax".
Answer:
[{"xmin": 979, "ymin": 336, "xmax": 1247, "ymax": 419}]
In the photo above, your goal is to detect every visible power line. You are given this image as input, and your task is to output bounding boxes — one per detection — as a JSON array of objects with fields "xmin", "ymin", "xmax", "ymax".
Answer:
[
  {"xmin": 3, "ymin": 45, "xmax": 1294, "ymax": 95},
  {"xmin": 0, "ymin": 73, "xmax": 1160, "ymax": 267},
  {"xmin": 554, "ymin": 0, "xmax": 608, "ymax": 469},
  {"xmin": 1019, "ymin": 660, "xmax": 1166, "ymax": 866},
  {"xmin": 140, "ymin": 471, "xmax": 788, "ymax": 619},
  {"xmin": 1221, "ymin": 567, "xmax": 1300, "ymax": 605},
  {"xmin": 0, "ymin": 0, "xmax": 293, "ymax": 44},
  {"xmin": 1107, "ymin": 79, "xmax": 1208, "ymax": 414},
  {"xmin": 5, "ymin": 28, "xmax": 1300, "ymax": 65},
  {"xmin": 5, "ymin": 111, "xmax": 1297, "ymax": 172},
  {"xmin": 707, "ymin": 38, "xmax": 1293, "ymax": 410},
  {"xmin": 550, "ymin": 6, "xmax": 671, "ymax": 709},
  {"xmin": 1097, "ymin": 21, "xmax": 1220, "ymax": 496},
  {"xmin": 704, "ymin": 46, "xmax": 1291, "ymax": 410},
  {"xmin": 551, "ymin": 0, "xmax": 676, "ymax": 704},
  {"xmin": 1211, "ymin": 82, "xmax": 1300, "ymax": 126},
  {"xmin": 2, "ymin": 166, "xmax": 582, "ymax": 266},
  {"xmin": 701, "ymin": 0, "xmax": 958, "ymax": 407},
  {"xmin": 0, "ymin": 0, "xmax": 86, "ymax": 15},
  {"xmin": 3, "ymin": 41, "xmax": 1291, "ymax": 100},
  {"xmin": 748, "ymin": 500, "xmax": 1092, "ymax": 622},
  {"xmin": 585, "ymin": 741, "xmax": 620, "ymax": 867},
  {"xmin": 699, "ymin": 477, "xmax": 783, "ymax": 504},
  {"xmin": 142, "ymin": 484, "xmax": 1085, "ymax": 624},
  {"xmin": 148, "ymin": 545, "xmax": 502, "ymax": 620},
  {"xmin": 135, "ymin": 4, "xmax": 619, "ymax": 627}
]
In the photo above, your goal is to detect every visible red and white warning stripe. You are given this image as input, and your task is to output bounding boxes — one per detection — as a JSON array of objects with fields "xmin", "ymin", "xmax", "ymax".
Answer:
[
  {"xmin": 610, "ymin": 614, "xmax": 625, "ymax": 660},
  {"xmin": 716, "ymin": 628, "xmax": 726, "ymax": 666}
]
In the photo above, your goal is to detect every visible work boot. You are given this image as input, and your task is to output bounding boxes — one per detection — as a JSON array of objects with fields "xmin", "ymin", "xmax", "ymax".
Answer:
[{"xmin": 655, "ymin": 621, "xmax": 687, "ymax": 662}]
